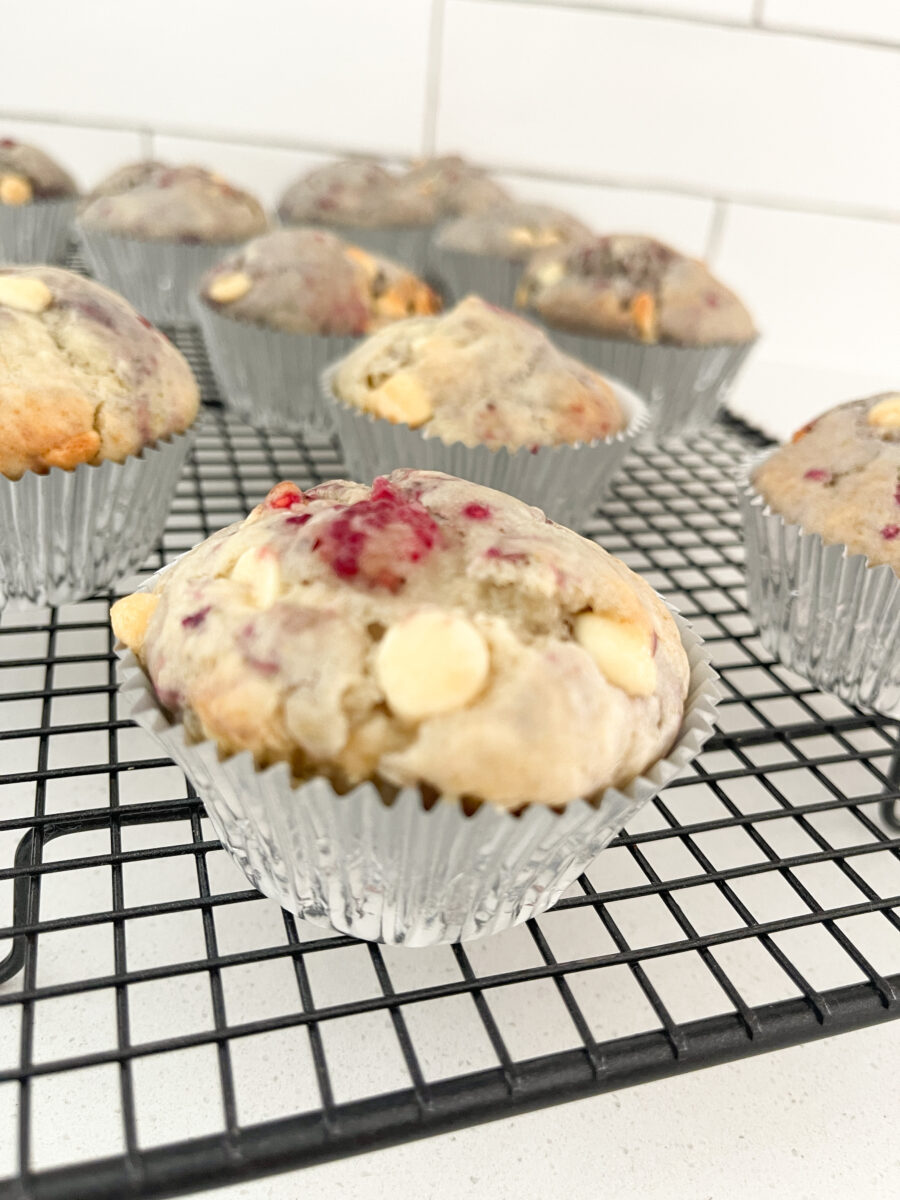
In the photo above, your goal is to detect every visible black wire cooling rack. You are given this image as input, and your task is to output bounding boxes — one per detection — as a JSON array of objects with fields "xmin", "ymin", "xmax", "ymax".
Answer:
[{"xmin": 1, "ymin": 323, "xmax": 899, "ymax": 1200}]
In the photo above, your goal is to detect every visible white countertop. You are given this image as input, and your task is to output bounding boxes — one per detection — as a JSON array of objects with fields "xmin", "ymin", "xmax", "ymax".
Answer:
[{"xmin": 203, "ymin": 1020, "xmax": 900, "ymax": 1200}]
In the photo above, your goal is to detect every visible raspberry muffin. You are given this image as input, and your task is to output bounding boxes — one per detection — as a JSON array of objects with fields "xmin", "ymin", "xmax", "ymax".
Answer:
[
  {"xmin": 403, "ymin": 155, "xmax": 511, "ymax": 218},
  {"xmin": 431, "ymin": 202, "xmax": 592, "ymax": 307},
  {"xmin": 326, "ymin": 295, "xmax": 647, "ymax": 527},
  {"xmin": 742, "ymin": 394, "xmax": 900, "ymax": 716},
  {"xmin": 517, "ymin": 234, "xmax": 756, "ymax": 436},
  {"xmin": 278, "ymin": 159, "xmax": 435, "ymax": 271},
  {"xmin": 113, "ymin": 470, "xmax": 716, "ymax": 943},
  {"xmin": 0, "ymin": 266, "xmax": 199, "ymax": 605},
  {"xmin": 0, "ymin": 137, "xmax": 79, "ymax": 263},
  {"xmin": 77, "ymin": 162, "xmax": 268, "ymax": 322},
  {"xmin": 195, "ymin": 227, "xmax": 441, "ymax": 433}
]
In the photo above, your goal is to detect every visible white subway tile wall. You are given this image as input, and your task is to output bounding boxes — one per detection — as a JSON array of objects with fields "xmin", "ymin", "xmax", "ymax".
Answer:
[{"xmin": 1, "ymin": 0, "xmax": 898, "ymax": 435}]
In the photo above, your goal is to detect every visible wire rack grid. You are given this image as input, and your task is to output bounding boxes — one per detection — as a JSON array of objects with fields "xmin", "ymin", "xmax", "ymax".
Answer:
[{"xmin": 0, "ymin": 325, "xmax": 899, "ymax": 1200}]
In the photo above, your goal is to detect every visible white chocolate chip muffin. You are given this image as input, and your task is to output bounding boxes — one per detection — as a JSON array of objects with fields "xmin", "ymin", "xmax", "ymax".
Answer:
[
  {"xmin": 112, "ymin": 470, "xmax": 689, "ymax": 810},
  {"xmin": 278, "ymin": 159, "xmax": 436, "ymax": 230},
  {"xmin": 435, "ymin": 203, "xmax": 591, "ymax": 263},
  {"xmin": 0, "ymin": 138, "xmax": 77, "ymax": 205},
  {"xmin": 79, "ymin": 162, "xmax": 267, "ymax": 243},
  {"xmin": 198, "ymin": 228, "xmax": 440, "ymax": 335},
  {"xmin": 751, "ymin": 394, "xmax": 900, "ymax": 571},
  {"xmin": 331, "ymin": 295, "xmax": 625, "ymax": 451},
  {"xmin": 403, "ymin": 155, "xmax": 511, "ymax": 218},
  {"xmin": 517, "ymin": 234, "xmax": 756, "ymax": 347},
  {"xmin": 0, "ymin": 266, "xmax": 199, "ymax": 480},
  {"xmin": 0, "ymin": 138, "xmax": 79, "ymax": 265}
]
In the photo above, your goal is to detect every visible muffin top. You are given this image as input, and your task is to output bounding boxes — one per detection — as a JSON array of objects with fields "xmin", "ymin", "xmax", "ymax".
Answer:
[
  {"xmin": 79, "ymin": 162, "xmax": 268, "ymax": 242},
  {"xmin": 112, "ymin": 470, "xmax": 689, "ymax": 808},
  {"xmin": 752, "ymin": 394, "xmax": 900, "ymax": 571},
  {"xmin": 435, "ymin": 202, "xmax": 592, "ymax": 262},
  {"xmin": 199, "ymin": 228, "xmax": 441, "ymax": 335},
  {"xmin": 0, "ymin": 266, "xmax": 199, "ymax": 480},
  {"xmin": 331, "ymin": 295, "xmax": 627, "ymax": 451},
  {"xmin": 517, "ymin": 234, "xmax": 756, "ymax": 346},
  {"xmin": 278, "ymin": 159, "xmax": 436, "ymax": 229},
  {"xmin": 0, "ymin": 139, "xmax": 77, "ymax": 205},
  {"xmin": 403, "ymin": 155, "xmax": 511, "ymax": 217}
]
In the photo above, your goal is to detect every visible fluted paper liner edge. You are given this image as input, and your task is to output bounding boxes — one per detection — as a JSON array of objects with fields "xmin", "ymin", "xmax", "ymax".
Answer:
[
  {"xmin": 116, "ymin": 591, "xmax": 719, "ymax": 946},
  {"xmin": 323, "ymin": 364, "xmax": 650, "ymax": 528}
]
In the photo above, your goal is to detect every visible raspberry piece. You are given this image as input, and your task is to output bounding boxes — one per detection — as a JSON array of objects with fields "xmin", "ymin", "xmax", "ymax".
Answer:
[
  {"xmin": 313, "ymin": 477, "xmax": 441, "ymax": 590},
  {"xmin": 285, "ymin": 512, "xmax": 312, "ymax": 526},
  {"xmin": 462, "ymin": 503, "xmax": 491, "ymax": 520},
  {"xmin": 268, "ymin": 482, "xmax": 304, "ymax": 509},
  {"xmin": 803, "ymin": 469, "xmax": 830, "ymax": 482},
  {"xmin": 181, "ymin": 605, "xmax": 211, "ymax": 629},
  {"xmin": 881, "ymin": 525, "xmax": 899, "ymax": 540}
]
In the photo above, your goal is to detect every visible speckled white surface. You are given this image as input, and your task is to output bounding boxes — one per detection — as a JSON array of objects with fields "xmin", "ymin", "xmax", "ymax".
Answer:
[{"xmin": 200, "ymin": 1021, "xmax": 900, "ymax": 1199}]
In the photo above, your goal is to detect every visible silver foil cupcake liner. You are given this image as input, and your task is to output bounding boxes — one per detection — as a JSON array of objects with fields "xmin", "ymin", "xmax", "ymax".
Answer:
[
  {"xmin": 0, "ymin": 198, "xmax": 77, "ymax": 264},
  {"xmin": 325, "ymin": 367, "xmax": 650, "ymax": 529},
  {"xmin": 117, "ymin": 608, "xmax": 719, "ymax": 946},
  {"xmin": 194, "ymin": 300, "xmax": 357, "ymax": 435},
  {"xmin": 539, "ymin": 327, "xmax": 756, "ymax": 439},
  {"xmin": 280, "ymin": 218, "xmax": 431, "ymax": 275},
  {"xmin": 429, "ymin": 242, "xmax": 523, "ymax": 308},
  {"xmin": 740, "ymin": 458, "xmax": 900, "ymax": 717},
  {"xmin": 0, "ymin": 429, "xmax": 194, "ymax": 608},
  {"xmin": 76, "ymin": 223, "xmax": 243, "ymax": 323}
]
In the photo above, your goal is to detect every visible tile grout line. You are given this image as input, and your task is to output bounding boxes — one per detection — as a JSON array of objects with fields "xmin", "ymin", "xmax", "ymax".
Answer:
[
  {"xmin": 704, "ymin": 199, "xmax": 729, "ymax": 262},
  {"xmin": 474, "ymin": 0, "xmax": 900, "ymax": 53},
  {"xmin": 421, "ymin": 0, "xmax": 447, "ymax": 155},
  {"xmin": 3, "ymin": 120, "xmax": 900, "ymax": 227}
]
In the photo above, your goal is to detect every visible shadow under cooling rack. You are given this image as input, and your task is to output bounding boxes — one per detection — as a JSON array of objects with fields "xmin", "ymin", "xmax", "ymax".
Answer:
[{"xmin": 0, "ymin": 326, "xmax": 899, "ymax": 1200}]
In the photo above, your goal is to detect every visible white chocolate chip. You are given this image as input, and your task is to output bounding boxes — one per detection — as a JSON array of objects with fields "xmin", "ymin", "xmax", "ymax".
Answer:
[
  {"xmin": 110, "ymin": 593, "xmax": 160, "ymax": 656},
  {"xmin": 573, "ymin": 612, "xmax": 657, "ymax": 698},
  {"xmin": 0, "ymin": 275, "xmax": 52, "ymax": 313},
  {"xmin": 207, "ymin": 271, "xmax": 253, "ymax": 304},
  {"xmin": 867, "ymin": 395, "xmax": 900, "ymax": 428},
  {"xmin": 232, "ymin": 546, "xmax": 281, "ymax": 608},
  {"xmin": 375, "ymin": 610, "xmax": 490, "ymax": 721},
  {"xmin": 0, "ymin": 174, "xmax": 32, "ymax": 205},
  {"xmin": 367, "ymin": 372, "xmax": 433, "ymax": 428},
  {"xmin": 534, "ymin": 259, "xmax": 565, "ymax": 287}
]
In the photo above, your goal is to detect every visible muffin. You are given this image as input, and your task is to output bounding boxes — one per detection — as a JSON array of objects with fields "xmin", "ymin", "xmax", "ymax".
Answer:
[
  {"xmin": 326, "ymin": 295, "xmax": 647, "ymax": 527},
  {"xmin": 517, "ymin": 234, "xmax": 756, "ymax": 436},
  {"xmin": 0, "ymin": 266, "xmax": 199, "ymax": 605},
  {"xmin": 195, "ymin": 227, "xmax": 441, "ymax": 433},
  {"xmin": 112, "ymin": 469, "xmax": 717, "ymax": 943},
  {"xmin": 403, "ymin": 154, "xmax": 511, "ymax": 217},
  {"xmin": 278, "ymin": 159, "xmax": 435, "ymax": 272},
  {"xmin": 431, "ymin": 202, "xmax": 592, "ymax": 307},
  {"xmin": 77, "ymin": 162, "xmax": 268, "ymax": 322},
  {"xmin": 742, "ymin": 394, "xmax": 900, "ymax": 716},
  {"xmin": 0, "ymin": 138, "xmax": 79, "ymax": 263}
]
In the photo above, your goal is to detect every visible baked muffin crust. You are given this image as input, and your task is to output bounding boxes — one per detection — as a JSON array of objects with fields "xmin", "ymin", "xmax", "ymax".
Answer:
[
  {"xmin": 199, "ymin": 228, "xmax": 440, "ymax": 335},
  {"xmin": 0, "ymin": 138, "xmax": 77, "ymax": 205},
  {"xmin": 403, "ymin": 155, "xmax": 511, "ymax": 217},
  {"xmin": 517, "ymin": 234, "xmax": 755, "ymax": 346},
  {"xmin": 79, "ymin": 162, "xmax": 267, "ymax": 242},
  {"xmin": 331, "ymin": 295, "xmax": 626, "ymax": 450},
  {"xmin": 278, "ymin": 159, "xmax": 436, "ymax": 229},
  {"xmin": 435, "ymin": 203, "xmax": 591, "ymax": 262},
  {"xmin": 752, "ymin": 394, "xmax": 900, "ymax": 570},
  {"xmin": 112, "ymin": 470, "xmax": 688, "ymax": 808},
  {"xmin": 0, "ymin": 266, "xmax": 199, "ymax": 479}
]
